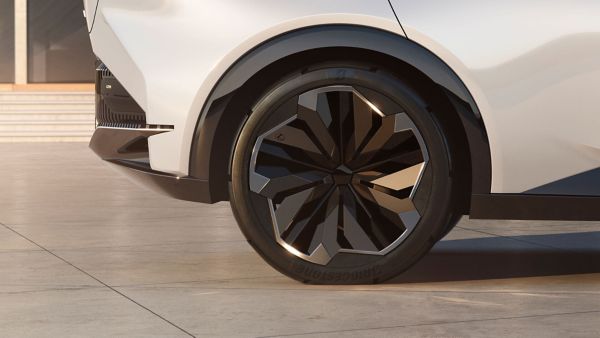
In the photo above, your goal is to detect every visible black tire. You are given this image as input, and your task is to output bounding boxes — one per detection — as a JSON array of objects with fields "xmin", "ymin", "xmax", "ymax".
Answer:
[{"xmin": 230, "ymin": 62, "xmax": 463, "ymax": 284}]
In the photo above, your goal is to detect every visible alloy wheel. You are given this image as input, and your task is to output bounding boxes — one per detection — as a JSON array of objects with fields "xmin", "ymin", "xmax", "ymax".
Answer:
[{"xmin": 249, "ymin": 85, "xmax": 429, "ymax": 265}]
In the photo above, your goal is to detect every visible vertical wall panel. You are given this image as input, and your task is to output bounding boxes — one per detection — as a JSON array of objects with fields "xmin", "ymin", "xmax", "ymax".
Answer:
[
  {"xmin": 0, "ymin": 0, "xmax": 15, "ymax": 82},
  {"xmin": 27, "ymin": 0, "xmax": 95, "ymax": 83}
]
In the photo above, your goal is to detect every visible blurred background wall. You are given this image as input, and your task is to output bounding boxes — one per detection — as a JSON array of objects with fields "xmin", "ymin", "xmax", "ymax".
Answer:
[{"xmin": 0, "ymin": 0, "xmax": 95, "ymax": 142}]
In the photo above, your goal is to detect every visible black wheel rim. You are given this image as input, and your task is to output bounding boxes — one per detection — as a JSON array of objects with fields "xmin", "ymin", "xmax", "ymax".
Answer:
[{"xmin": 249, "ymin": 85, "xmax": 429, "ymax": 265}]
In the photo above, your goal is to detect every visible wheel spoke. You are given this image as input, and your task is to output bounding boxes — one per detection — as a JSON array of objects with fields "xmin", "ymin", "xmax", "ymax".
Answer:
[
  {"xmin": 280, "ymin": 185, "xmax": 336, "ymax": 252},
  {"xmin": 338, "ymin": 185, "xmax": 381, "ymax": 251},
  {"xmin": 352, "ymin": 182, "xmax": 420, "ymax": 232},
  {"xmin": 338, "ymin": 91, "xmax": 356, "ymax": 163},
  {"xmin": 354, "ymin": 149, "xmax": 422, "ymax": 174},
  {"xmin": 367, "ymin": 162, "xmax": 424, "ymax": 192},
  {"xmin": 351, "ymin": 92, "xmax": 375, "ymax": 149},
  {"xmin": 342, "ymin": 92, "xmax": 382, "ymax": 163},
  {"xmin": 251, "ymin": 85, "xmax": 429, "ymax": 265},
  {"xmin": 251, "ymin": 169, "xmax": 329, "ymax": 200},
  {"xmin": 354, "ymin": 161, "xmax": 425, "ymax": 200},
  {"xmin": 265, "ymin": 123, "xmax": 322, "ymax": 156},
  {"xmin": 306, "ymin": 188, "xmax": 341, "ymax": 255},
  {"xmin": 353, "ymin": 180, "xmax": 415, "ymax": 214},
  {"xmin": 347, "ymin": 114, "xmax": 396, "ymax": 168},
  {"xmin": 347, "ymin": 185, "xmax": 398, "ymax": 248},
  {"xmin": 296, "ymin": 109, "xmax": 339, "ymax": 168},
  {"xmin": 257, "ymin": 139, "xmax": 333, "ymax": 173},
  {"xmin": 348, "ymin": 112, "xmax": 423, "ymax": 171}
]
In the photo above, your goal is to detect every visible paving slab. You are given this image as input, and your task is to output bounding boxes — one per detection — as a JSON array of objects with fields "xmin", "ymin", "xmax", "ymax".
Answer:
[
  {"xmin": 115, "ymin": 281, "xmax": 600, "ymax": 337},
  {"xmin": 0, "ymin": 143, "xmax": 598, "ymax": 338},
  {"xmin": 0, "ymin": 288, "xmax": 189, "ymax": 338}
]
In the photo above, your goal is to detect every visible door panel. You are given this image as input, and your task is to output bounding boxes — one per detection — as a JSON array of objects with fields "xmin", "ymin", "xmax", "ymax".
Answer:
[{"xmin": 390, "ymin": 0, "xmax": 600, "ymax": 195}]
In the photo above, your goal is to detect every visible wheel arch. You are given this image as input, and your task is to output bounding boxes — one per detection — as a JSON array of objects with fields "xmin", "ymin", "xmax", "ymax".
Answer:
[{"xmin": 189, "ymin": 24, "xmax": 491, "ymax": 211}]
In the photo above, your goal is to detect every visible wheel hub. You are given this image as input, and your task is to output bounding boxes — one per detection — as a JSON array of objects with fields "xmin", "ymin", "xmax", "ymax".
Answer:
[
  {"xmin": 249, "ymin": 85, "xmax": 429, "ymax": 265},
  {"xmin": 332, "ymin": 165, "xmax": 353, "ymax": 185}
]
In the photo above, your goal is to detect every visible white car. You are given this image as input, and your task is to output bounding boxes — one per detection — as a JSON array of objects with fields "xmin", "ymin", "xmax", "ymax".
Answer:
[{"xmin": 85, "ymin": 0, "xmax": 600, "ymax": 284}]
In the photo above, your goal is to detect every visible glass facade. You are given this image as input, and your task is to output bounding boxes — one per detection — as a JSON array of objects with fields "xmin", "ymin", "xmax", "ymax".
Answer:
[
  {"xmin": 0, "ymin": 0, "xmax": 15, "ymax": 83},
  {"xmin": 27, "ymin": 0, "xmax": 95, "ymax": 83}
]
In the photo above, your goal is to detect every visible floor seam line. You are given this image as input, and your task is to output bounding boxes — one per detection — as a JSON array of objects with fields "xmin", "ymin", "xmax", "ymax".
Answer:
[
  {"xmin": 0, "ymin": 221, "xmax": 196, "ymax": 338},
  {"xmin": 455, "ymin": 225, "xmax": 564, "ymax": 250},
  {"xmin": 48, "ymin": 239, "xmax": 247, "ymax": 252},
  {"xmin": 114, "ymin": 285, "xmax": 600, "ymax": 295},
  {"xmin": 0, "ymin": 286, "xmax": 105, "ymax": 295},
  {"xmin": 257, "ymin": 309, "xmax": 600, "ymax": 337}
]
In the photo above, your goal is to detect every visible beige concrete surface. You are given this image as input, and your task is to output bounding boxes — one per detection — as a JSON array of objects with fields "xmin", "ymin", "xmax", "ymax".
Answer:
[{"xmin": 0, "ymin": 143, "xmax": 598, "ymax": 337}]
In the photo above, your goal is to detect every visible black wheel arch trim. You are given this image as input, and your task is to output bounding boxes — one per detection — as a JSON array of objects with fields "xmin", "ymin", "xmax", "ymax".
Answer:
[{"xmin": 189, "ymin": 24, "xmax": 492, "ymax": 204}]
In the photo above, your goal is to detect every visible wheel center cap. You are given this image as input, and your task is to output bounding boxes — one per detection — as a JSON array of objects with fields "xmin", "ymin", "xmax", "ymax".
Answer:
[{"xmin": 332, "ymin": 164, "xmax": 353, "ymax": 185}]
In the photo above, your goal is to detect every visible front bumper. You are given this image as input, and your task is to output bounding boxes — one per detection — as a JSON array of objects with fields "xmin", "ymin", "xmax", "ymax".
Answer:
[{"xmin": 90, "ymin": 64, "xmax": 217, "ymax": 203}]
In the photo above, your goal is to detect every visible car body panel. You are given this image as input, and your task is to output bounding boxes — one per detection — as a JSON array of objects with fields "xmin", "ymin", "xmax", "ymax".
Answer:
[
  {"xmin": 88, "ymin": 0, "xmax": 403, "ymax": 177},
  {"xmin": 88, "ymin": 0, "xmax": 600, "ymax": 202},
  {"xmin": 82, "ymin": 0, "xmax": 99, "ymax": 32},
  {"xmin": 390, "ymin": 0, "xmax": 600, "ymax": 194},
  {"xmin": 188, "ymin": 25, "xmax": 491, "ymax": 203}
]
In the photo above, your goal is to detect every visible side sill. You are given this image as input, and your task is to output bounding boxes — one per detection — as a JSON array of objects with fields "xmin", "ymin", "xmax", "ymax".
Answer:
[{"xmin": 470, "ymin": 193, "xmax": 600, "ymax": 221}]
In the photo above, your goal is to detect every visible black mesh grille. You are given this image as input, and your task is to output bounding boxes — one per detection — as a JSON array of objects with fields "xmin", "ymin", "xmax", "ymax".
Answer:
[{"xmin": 96, "ymin": 63, "xmax": 146, "ymax": 128}]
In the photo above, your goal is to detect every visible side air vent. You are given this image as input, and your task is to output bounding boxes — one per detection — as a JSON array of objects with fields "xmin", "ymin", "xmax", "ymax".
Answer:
[{"xmin": 96, "ymin": 63, "xmax": 146, "ymax": 128}]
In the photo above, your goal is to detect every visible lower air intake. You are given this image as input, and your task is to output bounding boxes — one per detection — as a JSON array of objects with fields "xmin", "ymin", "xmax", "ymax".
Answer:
[{"xmin": 96, "ymin": 63, "xmax": 146, "ymax": 128}]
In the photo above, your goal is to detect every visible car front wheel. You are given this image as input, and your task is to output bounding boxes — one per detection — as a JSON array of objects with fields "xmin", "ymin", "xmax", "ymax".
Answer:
[{"xmin": 230, "ymin": 62, "xmax": 463, "ymax": 284}]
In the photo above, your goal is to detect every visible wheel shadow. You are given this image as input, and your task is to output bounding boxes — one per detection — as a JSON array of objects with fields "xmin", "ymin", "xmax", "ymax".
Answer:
[{"xmin": 387, "ymin": 231, "xmax": 600, "ymax": 284}]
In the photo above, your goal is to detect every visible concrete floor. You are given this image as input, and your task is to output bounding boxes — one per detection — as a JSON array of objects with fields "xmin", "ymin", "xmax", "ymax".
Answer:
[{"xmin": 0, "ymin": 143, "xmax": 599, "ymax": 338}]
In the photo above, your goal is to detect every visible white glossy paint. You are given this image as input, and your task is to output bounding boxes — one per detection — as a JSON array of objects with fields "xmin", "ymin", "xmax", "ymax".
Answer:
[
  {"xmin": 390, "ymin": 0, "xmax": 600, "ymax": 193},
  {"xmin": 87, "ymin": 0, "xmax": 402, "ymax": 176},
  {"xmin": 82, "ymin": 0, "xmax": 99, "ymax": 31},
  {"xmin": 87, "ymin": 0, "xmax": 600, "ymax": 193}
]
